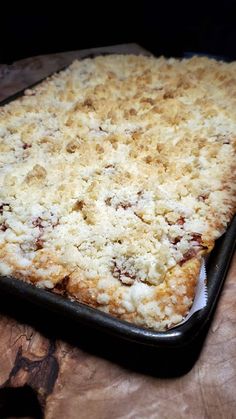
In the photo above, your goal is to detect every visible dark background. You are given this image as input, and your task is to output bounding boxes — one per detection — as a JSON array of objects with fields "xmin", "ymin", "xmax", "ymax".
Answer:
[{"xmin": 1, "ymin": 1, "xmax": 236, "ymax": 63}]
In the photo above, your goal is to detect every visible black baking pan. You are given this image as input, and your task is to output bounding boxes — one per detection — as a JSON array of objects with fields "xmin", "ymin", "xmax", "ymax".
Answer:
[{"xmin": 0, "ymin": 46, "xmax": 235, "ymax": 376}]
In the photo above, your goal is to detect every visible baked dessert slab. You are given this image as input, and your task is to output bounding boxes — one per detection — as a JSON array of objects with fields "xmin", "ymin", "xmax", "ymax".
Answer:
[{"xmin": 0, "ymin": 54, "xmax": 235, "ymax": 330}]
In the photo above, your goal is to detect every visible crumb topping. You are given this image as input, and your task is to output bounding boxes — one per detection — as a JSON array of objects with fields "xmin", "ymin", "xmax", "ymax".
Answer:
[{"xmin": 0, "ymin": 54, "xmax": 235, "ymax": 330}]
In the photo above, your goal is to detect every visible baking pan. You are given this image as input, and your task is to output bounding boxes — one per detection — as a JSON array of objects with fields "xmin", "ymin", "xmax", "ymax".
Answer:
[{"xmin": 0, "ymin": 46, "xmax": 235, "ymax": 376}]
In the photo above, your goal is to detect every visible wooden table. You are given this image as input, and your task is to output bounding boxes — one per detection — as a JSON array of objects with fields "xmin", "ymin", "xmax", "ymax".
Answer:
[{"xmin": 0, "ymin": 45, "xmax": 235, "ymax": 419}]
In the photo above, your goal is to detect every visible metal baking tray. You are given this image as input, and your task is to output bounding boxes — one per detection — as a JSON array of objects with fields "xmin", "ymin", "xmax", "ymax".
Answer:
[{"xmin": 0, "ymin": 46, "xmax": 235, "ymax": 376}]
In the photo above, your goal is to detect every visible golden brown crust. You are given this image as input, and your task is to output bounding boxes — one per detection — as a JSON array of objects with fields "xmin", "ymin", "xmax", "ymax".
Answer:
[
  {"xmin": 69, "ymin": 257, "xmax": 200, "ymax": 329},
  {"xmin": 0, "ymin": 54, "xmax": 235, "ymax": 330}
]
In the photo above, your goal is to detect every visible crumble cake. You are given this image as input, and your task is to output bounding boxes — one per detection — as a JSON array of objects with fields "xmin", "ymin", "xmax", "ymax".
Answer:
[{"xmin": 0, "ymin": 54, "xmax": 235, "ymax": 330}]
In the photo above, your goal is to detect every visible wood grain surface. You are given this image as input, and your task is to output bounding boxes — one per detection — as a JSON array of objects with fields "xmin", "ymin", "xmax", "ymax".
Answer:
[{"xmin": 0, "ymin": 45, "xmax": 235, "ymax": 419}]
